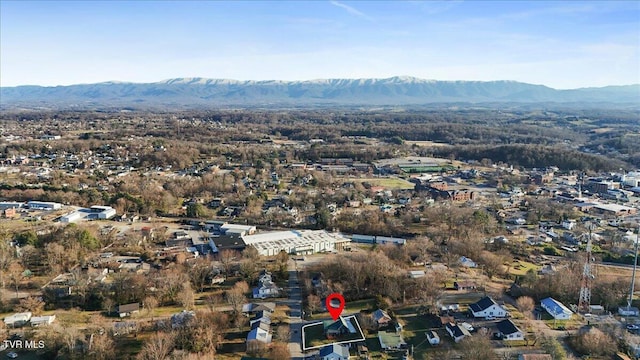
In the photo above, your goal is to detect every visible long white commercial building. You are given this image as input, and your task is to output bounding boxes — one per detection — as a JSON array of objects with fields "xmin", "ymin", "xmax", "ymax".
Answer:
[{"xmin": 242, "ymin": 230, "xmax": 350, "ymax": 256}]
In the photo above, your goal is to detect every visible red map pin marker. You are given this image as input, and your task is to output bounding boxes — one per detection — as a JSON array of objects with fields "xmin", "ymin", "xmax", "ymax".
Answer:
[{"xmin": 325, "ymin": 293, "xmax": 345, "ymax": 321}]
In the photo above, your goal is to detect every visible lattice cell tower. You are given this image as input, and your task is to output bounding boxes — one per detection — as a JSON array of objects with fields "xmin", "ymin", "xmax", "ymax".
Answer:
[{"xmin": 578, "ymin": 223, "xmax": 594, "ymax": 313}]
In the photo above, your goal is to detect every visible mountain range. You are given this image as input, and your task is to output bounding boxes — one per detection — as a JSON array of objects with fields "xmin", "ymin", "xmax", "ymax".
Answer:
[{"xmin": 1, "ymin": 76, "xmax": 638, "ymax": 109}]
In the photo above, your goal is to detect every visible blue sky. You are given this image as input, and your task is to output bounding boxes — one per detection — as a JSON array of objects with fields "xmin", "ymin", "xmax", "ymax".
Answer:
[{"xmin": 1, "ymin": 1, "xmax": 638, "ymax": 88}]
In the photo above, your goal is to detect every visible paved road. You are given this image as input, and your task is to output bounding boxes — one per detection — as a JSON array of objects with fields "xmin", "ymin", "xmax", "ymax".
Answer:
[{"xmin": 286, "ymin": 259, "xmax": 305, "ymax": 360}]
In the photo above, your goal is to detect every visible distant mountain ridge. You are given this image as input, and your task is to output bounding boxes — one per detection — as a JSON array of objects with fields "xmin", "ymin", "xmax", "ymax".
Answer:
[{"xmin": 1, "ymin": 76, "xmax": 638, "ymax": 109}]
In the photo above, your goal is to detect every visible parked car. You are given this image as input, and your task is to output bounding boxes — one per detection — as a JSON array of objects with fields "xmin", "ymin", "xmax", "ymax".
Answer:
[{"xmin": 6, "ymin": 352, "xmax": 18, "ymax": 359}]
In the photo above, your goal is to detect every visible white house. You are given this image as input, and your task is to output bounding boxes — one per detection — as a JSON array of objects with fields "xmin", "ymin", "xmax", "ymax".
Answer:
[
  {"xmin": 4, "ymin": 312, "xmax": 32, "ymax": 327},
  {"xmin": 459, "ymin": 256, "xmax": 477, "ymax": 268},
  {"xmin": 252, "ymin": 283, "xmax": 280, "ymax": 299},
  {"xmin": 246, "ymin": 324, "xmax": 272, "ymax": 350},
  {"xmin": 562, "ymin": 220, "xmax": 576, "ymax": 230},
  {"xmin": 469, "ymin": 296, "xmax": 507, "ymax": 318},
  {"xmin": 252, "ymin": 271, "xmax": 280, "ymax": 299},
  {"xmin": 541, "ymin": 297, "xmax": 573, "ymax": 320},
  {"xmin": 619, "ymin": 306, "xmax": 640, "ymax": 317},
  {"xmin": 445, "ymin": 323, "xmax": 471, "ymax": 343},
  {"xmin": 318, "ymin": 343, "xmax": 350, "ymax": 360},
  {"xmin": 426, "ymin": 330, "xmax": 440, "ymax": 345},
  {"xmin": 496, "ymin": 319, "xmax": 524, "ymax": 341},
  {"xmin": 30, "ymin": 315, "xmax": 56, "ymax": 327}
]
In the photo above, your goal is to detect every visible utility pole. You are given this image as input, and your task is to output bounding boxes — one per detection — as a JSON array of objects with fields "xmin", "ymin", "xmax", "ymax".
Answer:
[{"xmin": 628, "ymin": 224, "xmax": 640, "ymax": 310}]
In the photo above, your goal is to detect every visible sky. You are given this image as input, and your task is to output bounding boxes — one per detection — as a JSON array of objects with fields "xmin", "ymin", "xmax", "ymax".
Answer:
[{"xmin": 1, "ymin": 1, "xmax": 639, "ymax": 89}]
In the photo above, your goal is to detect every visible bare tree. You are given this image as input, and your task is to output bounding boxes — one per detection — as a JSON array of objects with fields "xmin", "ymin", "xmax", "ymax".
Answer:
[
  {"xmin": 7, "ymin": 261, "xmax": 24, "ymax": 300},
  {"xmin": 0, "ymin": 238, "xmax": 15, "ymax": 289},
  {"xmin": 179, "ymin": 282, "xmax": 195, "ymax": 310},
  {"xmin": 568, "ymin": 327, "xmax": 617, "ymax": 357},
  {"xmin": 136, "ymin": 331, "xmax": 175, "ymax": 360},
  {"xmin": 103, "ymin": 297, "xmax": 115, "ymax": 316},
  {"xmin": 307, "ymin": 294, "xmax": 321, "ymax": 316},
  {"xmin": 458, "ymin": 330, "xmax": 496, "ymax": 360},
  {"xmin": 86, "ymin": 333, "xmax": 116, "ymax": 360},
  {"xmin": 187, "ymin": 257, "xmax": 215, "ymax": 292},
  {"xmin": 275, "ymin": 325, "xmax": 290, "ymax": 342},
  {"xmin": 219, "ymin": 249, "xmax": 238, "ymax": 276},
  {"xmin": 516, "ymin": 296, "xmax": 535, "ymax": 319},
  {"xmin": 61, "ymin": 326, "xmax": 83, "ymax": 358},
  {"xmin": 16, "ymin": 296, "xmax": 45, "ymax": 315},
  {"xmin": 225, "ymin": 281, "xmax": 248, "ymax": 315},
  {"xmin": 479, "ymin": 251, "xmax": 504, "ymax": 279},
  {"xmin": 144, "ymin": 296, "xmax": 159, "ymax": 321},
  {"xmin": 269, "ymin": 342, "xmax": 291, "ymax": 360},
  {"xmin": 174, "ymin": 310, "xmax": 228, "ymax": 355}
]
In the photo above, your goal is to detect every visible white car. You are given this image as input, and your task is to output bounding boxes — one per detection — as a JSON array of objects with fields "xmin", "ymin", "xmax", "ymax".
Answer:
[
  {"xmin": 6, "ymin": 352, "xmax": 18, "ymax": 359},
  {"xmin": 485, "ymin": 316, "xmax": 496, "ymax": 321},
  {"xmin": 461, "ymin": 322, "xmax": 474, "ymax": 332}
]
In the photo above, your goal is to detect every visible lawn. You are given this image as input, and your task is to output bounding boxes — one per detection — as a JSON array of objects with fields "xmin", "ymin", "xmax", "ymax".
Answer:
[
  {"xmin": 302, "ymin": 316, "xmax": 365, "ymax": 350},
  {"xmin": 309, "ymin": 298, "xmax": 374, "ymax": 321},
  {"xmin": 55, "ymin": 309, "xmax": 97, "ymax": 326},
  {"xmin": 542, "ymin": 314, "xmax": 583, "ymax": 330},
  {"xmin": 114, "ymin": 334, "xmax": 145, "ymax": 359},
  {"xmin": 508, "ymin": 260, "xmax": 540, "ymax": 276}
]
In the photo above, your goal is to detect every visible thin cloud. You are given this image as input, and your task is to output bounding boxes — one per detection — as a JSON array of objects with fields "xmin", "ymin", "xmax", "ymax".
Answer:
[{"xmin": 329, "ymin": 1, "xmax": 374, "ymax": 21}]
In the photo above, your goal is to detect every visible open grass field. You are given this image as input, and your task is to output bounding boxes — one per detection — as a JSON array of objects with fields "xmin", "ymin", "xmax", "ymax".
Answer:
[
  {"xmin": 508, "ymin": 260, "xmax": 540, "ymax": 276},
  {"xmin": 541, "ymin": 313, "xmax": 583, "ymax": 330}
]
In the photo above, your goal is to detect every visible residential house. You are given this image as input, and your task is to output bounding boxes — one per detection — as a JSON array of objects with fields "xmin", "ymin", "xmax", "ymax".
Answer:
[
  {"xmin": 445, "ymin": 323, "xmax": 471, "ymax": 343},
  {"xmin": 242, "ymin": 302, "xmax": 276, "ymax": 314},
  {"xmin": 562, "ymin": 220, "xmax": 576, "ymax": 230},
  {"xmin": 619, "ymin": 306, "xmax": 640, "ymax": 317},
  {"xmin": 246, "ymin": 325, "xmax": 272, "ymax": 351},
  {"xmin": 372, "ymin": 309, "xmax": 392, "ymax": 328},
  {"xmin": 439, "ymin": 315, "xmax": 455, "ymax": 327},
  {"xmin": 252, "ymin": 283, "xmax": 280, "ymax": 299},
  {"xmin": 378, "ymin": 330, "xmax": 407, "ymax": 350},
  {"xmin": 4, "ymin": 312, "xmax": 32, "ymax": 327},
  {"xmin": 324, "ymin": 316, "xmax": 357, "ymax": 339},
  {"xmin": 356, "ymin": 344, "xmax": 369, "ymax": 358},
  {"xmin": 469, "ymin": 296, "xmax": 507, "ymax": 318},
  {"xmin": 318, "ymin": 343, "xmax": 350, "ymax": 360},
  {"xmin": 171, "ymin": 310, "xmax": 195, "ymax": 329},
  {"xmin": 166, "ymin": 231, "xmax": 190, "ymax": 247},
  {"xmin": 252, "ymin": 271, "xmax": 280, "ymax": 299},
  {"xmin": 540, "ymin": 297, "xmax": 573, "ymax": 320},
  {"xmin": 459, "ymin": 256, "xmax": 477, "ymax": 268},
  {"xmin": 117, "ymin": 303, "xmax": 140, "ymax": 318},
  {"xmin": 113, "ymin": 321, "xmax": 137, "ymax": 335},
  {"xmin": 453, "ymin": 281, "xmax": 477, "ymax": 291},
  {"xmin": 249, "ymin": 311, "xmax": 272, "ymax": 327},
  {"xmin": 30, "ymin": 315, "xmax": 56, "ymax": 327},
  {"xmin": 426, "ymin": 330, "xmax": 440, "ymax": 345},
  {"xmin": 496, "ymin": 319, "xmax": 524, "ymax": 341}
]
